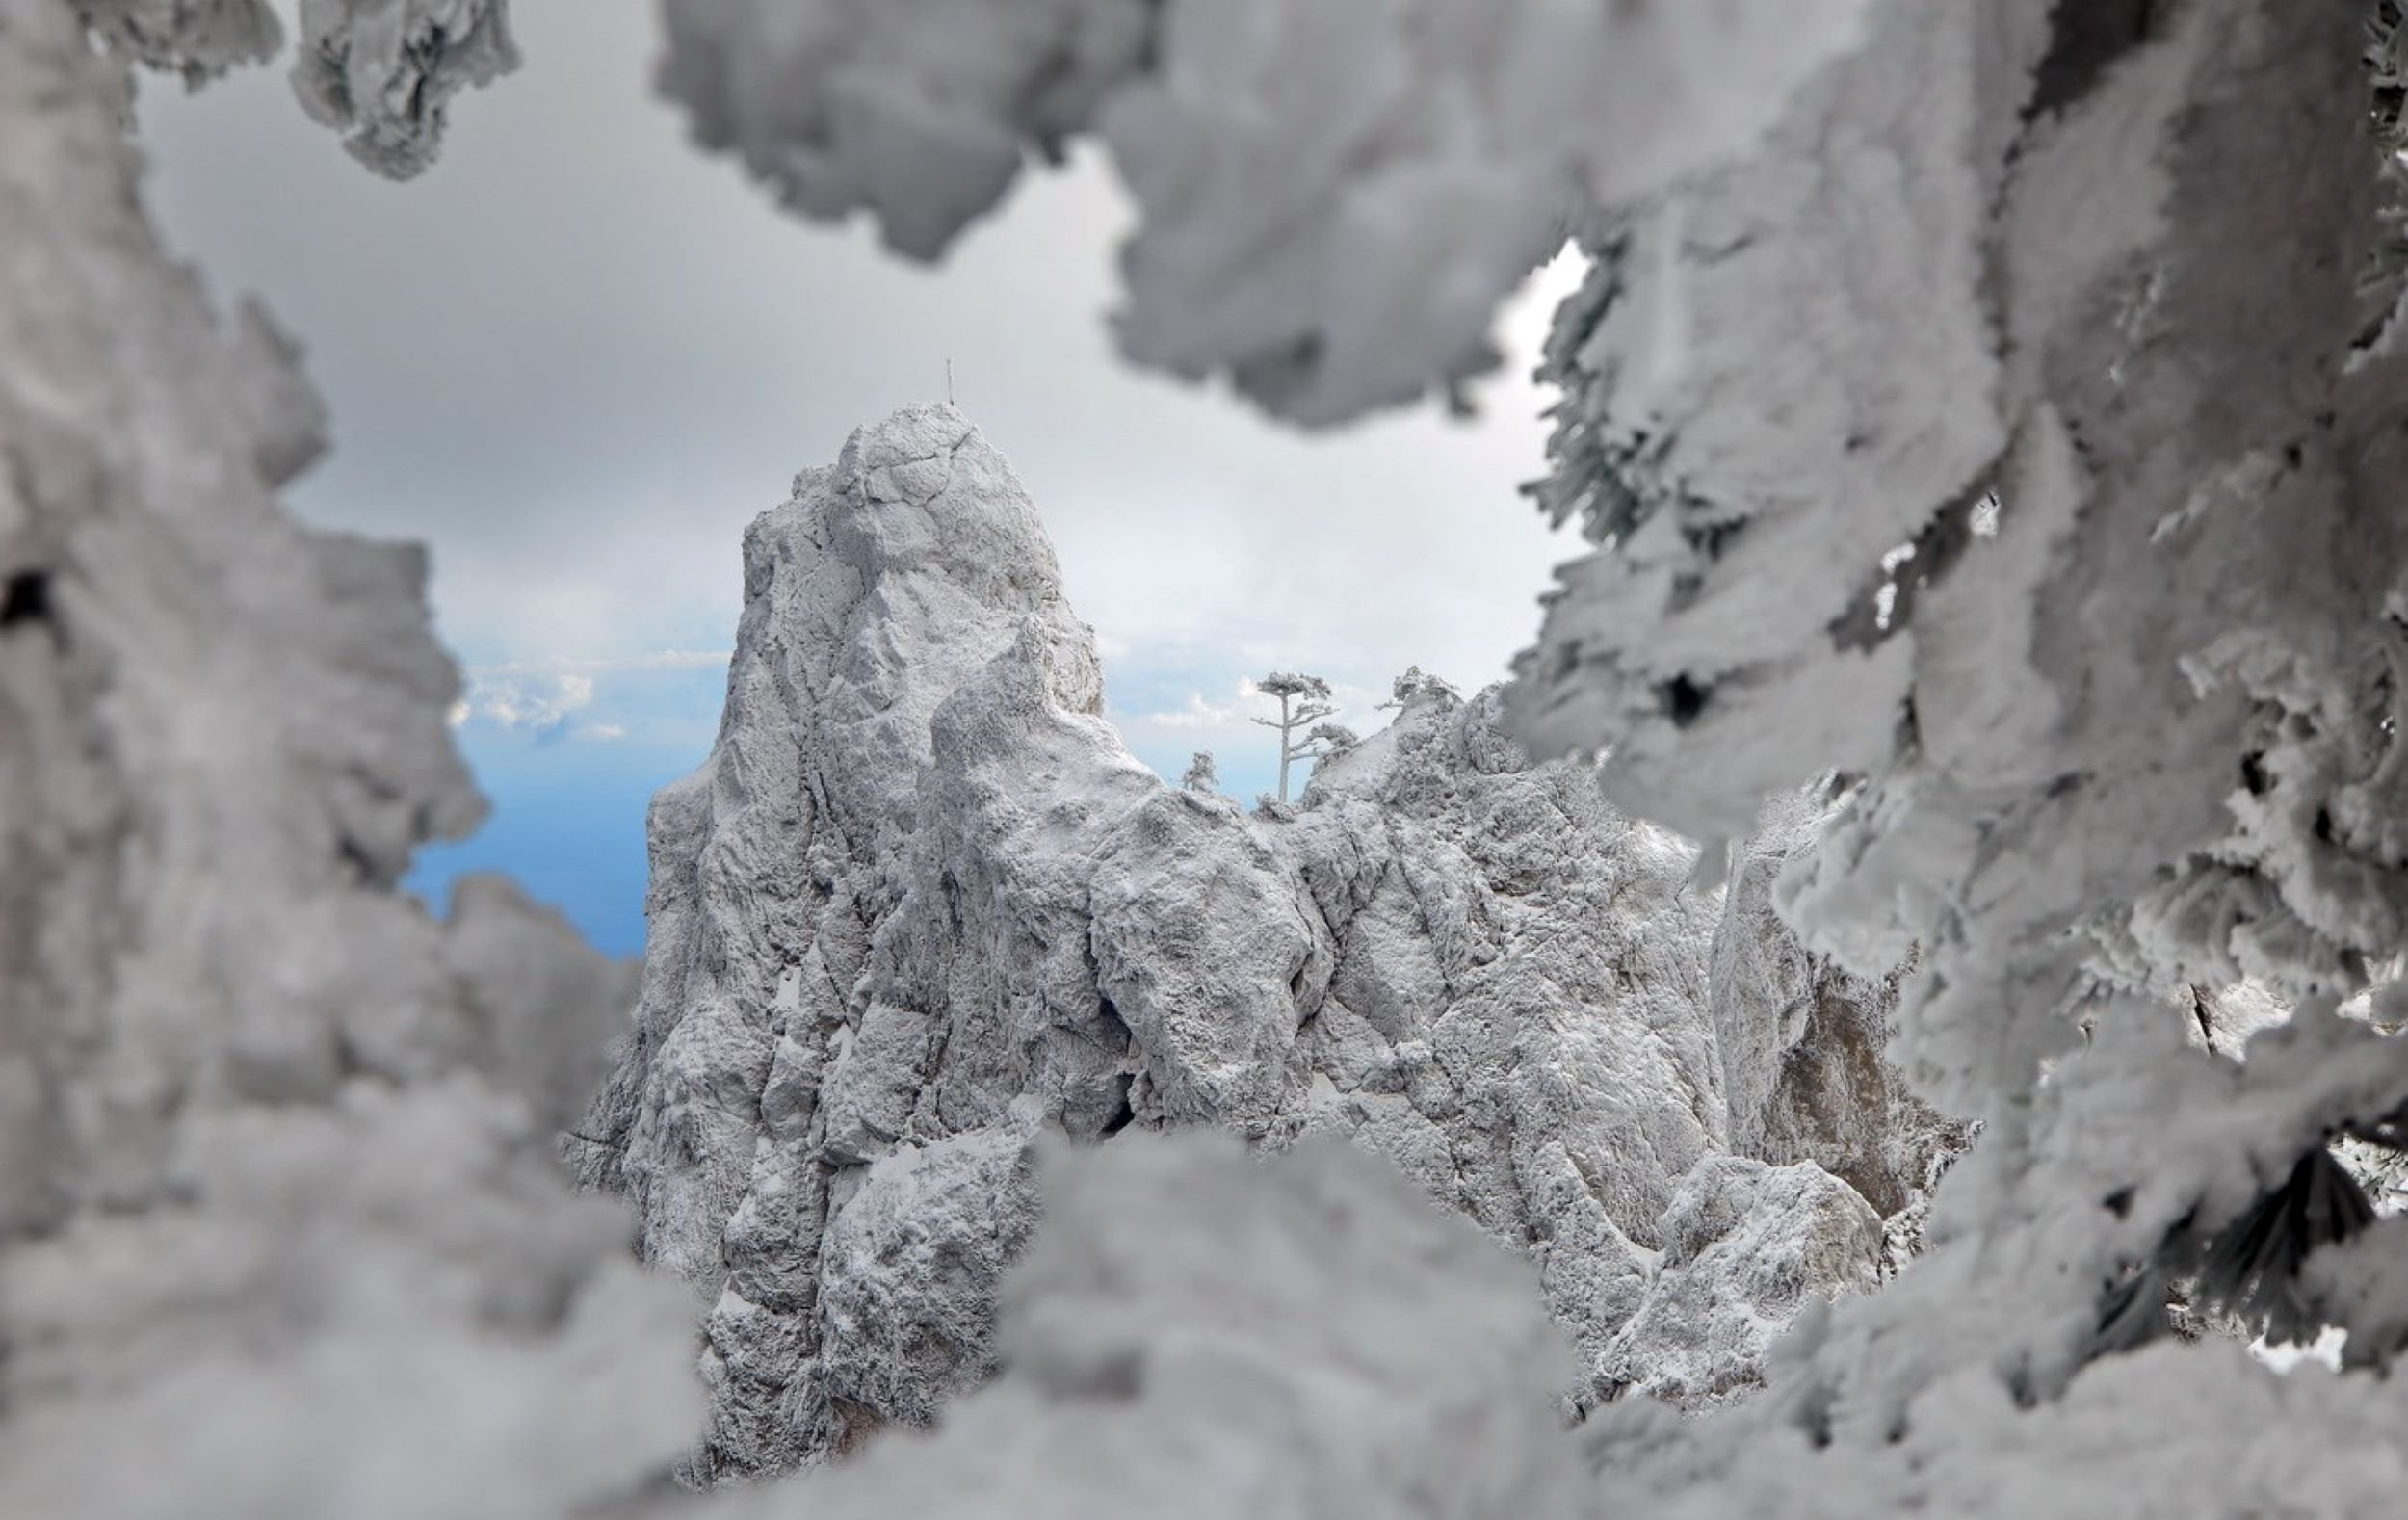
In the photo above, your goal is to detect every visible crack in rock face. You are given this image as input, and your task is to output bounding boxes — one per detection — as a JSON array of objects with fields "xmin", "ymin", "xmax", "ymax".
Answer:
[{"xmin": 578, "ymin": 404, "xmax": 1955, "ymax": 1479}]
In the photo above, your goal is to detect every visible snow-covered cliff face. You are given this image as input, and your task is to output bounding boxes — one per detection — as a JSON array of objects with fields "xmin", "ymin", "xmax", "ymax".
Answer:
[
  {"xmin": 708, "ymin": 1130, "xmax": 1601, "ymax": 1520},
  {"xmin": 0, "ymin": 7, "xmax": 697, "ymax": 1516},
  {"xmin": 1710, "ymin": 794, "xmax": 1970, "ymax": 1224},
  {"xmin": 580, "ymin": 404, "xmax": 1943, "ymax": 1476}
]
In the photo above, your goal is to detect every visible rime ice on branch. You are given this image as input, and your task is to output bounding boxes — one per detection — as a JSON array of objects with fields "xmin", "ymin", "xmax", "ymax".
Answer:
[
  {"xmin": 1249, "ymin": 670, "xmax": 1338, "ymax": 803},
  {"xmin": 0, "ymin": 6, "xmax": 696, "ymax": 1516},
  {"xmin": 653, "ymin": 0, "xmax": 1871, "ymax": 423},
  {"xmin": 289, "ymin": 0, "xmax": 520, "ymax": 176}
]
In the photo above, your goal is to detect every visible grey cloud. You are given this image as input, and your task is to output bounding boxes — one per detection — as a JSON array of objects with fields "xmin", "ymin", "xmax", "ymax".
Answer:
[{"xmin": 139, "ymin": 0, "xmax": 1576, "ymax": 691}]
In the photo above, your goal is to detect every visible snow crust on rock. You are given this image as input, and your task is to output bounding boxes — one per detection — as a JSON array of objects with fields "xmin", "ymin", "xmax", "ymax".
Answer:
[
  {"xmin": 709, "ymin": 1132, "xmax": 1594, "ymax": 1520},
  {"xmin": 1600, "ymin": 1155, "xmax": 1883, "ymax": 1406},
  {"xmin": 580, "ymin": 405, "xmax": 1933, "ymax": 1474},
  {"xmin": 0, "ymin": 5, "xmax": 697, "ymax": 1513},
  {"xmin": 1710, "ymin": 792, "xmax": 1968, "ymax": 1218}
]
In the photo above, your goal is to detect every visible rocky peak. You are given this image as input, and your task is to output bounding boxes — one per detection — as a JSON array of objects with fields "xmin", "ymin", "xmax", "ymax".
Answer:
[{"xmin": 581, "ymin": 407, "xmax": 1940, "ymax": 1479}]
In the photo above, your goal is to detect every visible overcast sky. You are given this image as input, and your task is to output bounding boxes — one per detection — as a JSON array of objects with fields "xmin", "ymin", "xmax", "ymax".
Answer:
[{"xmin": 138, "ymin": 0, "xmax": 1586, "ymax": 953}]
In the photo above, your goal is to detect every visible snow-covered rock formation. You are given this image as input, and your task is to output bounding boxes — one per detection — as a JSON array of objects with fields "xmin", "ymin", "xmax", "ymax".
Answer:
[
  {"xmin": 0, "ymin": 5, "xmax": 697, "ymax": 1516},
  {"xmin": 709, "ymin": 1130, "xmax": 1597, "ymax": 1520},
  {"xmin": 579, "ymin": 403, "xmax": 1936, "ymax": 1476},
  {"xmin": 1599, "ymin": 1155, "xmax": 1884, "ymax": 1406},
  {"xmin": 1710, "ymin": 793, "xmax": 1969, "ymax": 1223}
]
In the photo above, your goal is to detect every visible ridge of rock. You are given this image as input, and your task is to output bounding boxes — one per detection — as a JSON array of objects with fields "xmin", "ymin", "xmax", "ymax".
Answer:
[{"xmin": 580, "ymin": 407, "xmax": 1947, "ymax": 1477}]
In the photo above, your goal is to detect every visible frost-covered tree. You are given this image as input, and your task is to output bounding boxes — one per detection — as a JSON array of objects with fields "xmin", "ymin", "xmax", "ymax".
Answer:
[
  {"xmin": 1249, "ymin": 671, "xmax": 1337, "ymax": 802},
  {"xmin": 1380, "ymin": 664, "xmax": 1461, "ymax": 714},
  {"xmin": 1302, "ymin": 721, "xmax": 1358, "ymax": 773},
  {"xmin": 1180, "ymin": 749, "xmax": 1217, "ymax": 793},
  {"xmin": 0, "ymin": 9, "xmax": 698, "ymax": 1518}
]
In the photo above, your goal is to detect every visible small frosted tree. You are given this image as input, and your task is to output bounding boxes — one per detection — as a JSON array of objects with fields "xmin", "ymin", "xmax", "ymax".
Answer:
[
  {"xmin": 1181, "ymin": 750, "xmax": 1218, "ymax": 794},
  {"xmin": 1251, "ymin": 671, "xmax": 1337, "ymax": 803},
  {"xmin": 1302, "ymin": 722, "xmax": 1359, "ymax": 780},
  {"xmin": 1378, "ymin": 665, "xmax": 1461, "ymax": 714}
]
